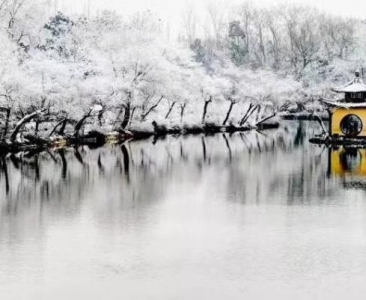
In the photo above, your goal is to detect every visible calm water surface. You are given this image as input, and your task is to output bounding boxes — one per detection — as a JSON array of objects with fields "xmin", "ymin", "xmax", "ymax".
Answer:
[{"xmin": 1, "ymin": 121, "xmax": 366, "ymax": 300}]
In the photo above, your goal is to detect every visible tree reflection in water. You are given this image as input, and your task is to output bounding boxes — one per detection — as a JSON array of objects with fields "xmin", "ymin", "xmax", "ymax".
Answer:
[{"xmin": 0, "ymin": 121, "xmax": 351, "ymax": 228}]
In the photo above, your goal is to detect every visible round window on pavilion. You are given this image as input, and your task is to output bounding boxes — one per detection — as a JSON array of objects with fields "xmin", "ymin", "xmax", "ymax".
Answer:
[{"xmin": 340, "ymin": 114, "xmax": 363, "ymax": 137}]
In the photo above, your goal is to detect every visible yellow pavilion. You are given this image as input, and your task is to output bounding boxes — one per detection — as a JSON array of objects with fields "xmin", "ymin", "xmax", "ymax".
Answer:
[{"xmin": 322, "ymin": 71, "xmax": 366, "ymax": 138}]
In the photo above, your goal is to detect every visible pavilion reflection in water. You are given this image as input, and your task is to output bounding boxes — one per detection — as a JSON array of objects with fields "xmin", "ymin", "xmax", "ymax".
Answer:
[{"xmin": 329, "ymin": 147, "xmax": 366, "ymax": 189}]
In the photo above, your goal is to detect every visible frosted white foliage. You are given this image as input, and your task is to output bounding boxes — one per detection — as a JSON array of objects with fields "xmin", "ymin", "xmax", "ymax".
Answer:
[{"xmin": 0, "ymin": 0, "xmax": 363, "ymax": 137}]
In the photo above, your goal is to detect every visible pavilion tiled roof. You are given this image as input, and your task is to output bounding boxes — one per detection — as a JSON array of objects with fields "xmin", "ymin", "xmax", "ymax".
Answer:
[{"xmin": 332, "ymin": 71, "xmax": 366, "ymax": 93}]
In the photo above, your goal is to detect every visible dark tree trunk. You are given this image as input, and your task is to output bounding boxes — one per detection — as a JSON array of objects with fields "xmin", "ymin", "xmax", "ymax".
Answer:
[
  {"xmin": 74, "ymin": 109, "xmax": 93, "ymax": 138},
  {"xmin": 223, "ymin": 100, "xmax": 236, "ymax": 126},
  {"xmin": 2, "ymin": 108, "xmax": 11, "ymax": 140},
  {"xmin": 49, "ymin": 118, "xmax": 67, "ymax": 137},
  {"xmin": 141, "ymin": 96, "xmax": 163, "ymax": 121},
  {"xmin": 256, "ymin": 134, "xmax": 262, "ymax": 153},
  {"xmin": 121, "ymin": 144, "xmax": 130, "ymax": 178},
  {"xmin": 121, "ymin": 102, "xmax": 131, "ymax": 129},
  {"xmin": 202, "ymin": 96, "xmax": 212, "ymax": 124},
  {"xmin": 202, "ymin": 137, "xmax": 207, "ymax": 162},
  {"xmin": 239, "ymin": 103, "xmax": 254, "ymax": 126},
  {"xmin": 34, "ymin": 155, "xmax": 40, "ymax": 181},
  {"xmin": 165, "ymin": 101, "xmax": 176, "ymax": 119},
  {"xmin": 180, "ymin": 103, "xmax": 186, "ymax": 123},
  {"xmin": 35, "ymin": 120, "xmax": 40, "ymax": 136},
  {"xmin": 10, "ymin": 110, "xmax": 44, "ymax": 142},
  {"xmin": 129, "ymin": 107, "xmax": 137, "ymax": 128},
  {"xmin": 257, "ymin": 105, "xmax": 262, "ymax": 118},
  {"xmin": 256, "ymin": 113, "xmax": 277, "ymax": 126},
  {"xmin": 240, "ymin": 104, "xmax": 259, "ymax": 126},
  {"xmin": 1, "ymin": 156, "xmax": 9, "ymax": 195},
  {"xmin": 58, "ymin": 119, "xmax": 68, "ymax": 136},
  {"xmin": 98, "ymin": 110, "xmax": 104, "ymax": 126},
  {"xmin": 97, "ymin": 154, "xmax": 105, "ymax": 173},
  {"xmin": 9, "ymin": 154, "xmax": 19, "ymax": 169},
  {"xmin": 223, "ymin": 134, "xmax": 232, "ymax": 162},
  {"xmin": 74, "ymin": 147, "xmax": 84, "ymax": 165},
  {"xmin": 180, "ymin": 141, "xmax": 187, "ymax": 162},
  {"xmin": 59, "ymin": 149, "xmax": 67, "ymax": 180}
]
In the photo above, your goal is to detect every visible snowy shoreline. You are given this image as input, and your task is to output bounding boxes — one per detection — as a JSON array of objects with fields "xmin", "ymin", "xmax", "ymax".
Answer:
[{"xmin": 0, "ymin": 120, "xmax": 282, "ymax": 154}]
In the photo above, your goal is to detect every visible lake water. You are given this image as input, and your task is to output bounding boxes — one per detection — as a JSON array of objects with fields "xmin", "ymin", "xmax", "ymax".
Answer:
[{"xmin": 1, "ymin": 121, "xmax": 366, "ymax": 300}]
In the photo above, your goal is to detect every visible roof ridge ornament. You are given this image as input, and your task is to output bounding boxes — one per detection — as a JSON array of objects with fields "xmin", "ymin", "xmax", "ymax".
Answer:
[{"xmin": 355, "ymin": 70, "xmax": 361, "ymax": 83}]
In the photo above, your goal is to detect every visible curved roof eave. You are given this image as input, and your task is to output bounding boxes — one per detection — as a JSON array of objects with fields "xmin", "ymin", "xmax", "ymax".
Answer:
[{"xmin": 321, "ymin": 99, "xmax": 366, "ymax": 108}]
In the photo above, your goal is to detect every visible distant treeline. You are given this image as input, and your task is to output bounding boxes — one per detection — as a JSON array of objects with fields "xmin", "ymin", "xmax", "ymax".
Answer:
[{"xmin": 0, "ymin": 1, "xmax": 364, "ymax": 144}]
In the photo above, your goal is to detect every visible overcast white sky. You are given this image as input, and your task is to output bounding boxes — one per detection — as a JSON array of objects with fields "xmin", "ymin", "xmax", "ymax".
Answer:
[
  {"xmin": 58, "ymin": 0, "xmax": 366, "ymax": 34},
  {"xmin": 64, "ymin": 0, "xmax": 366, "ymax": 17}
]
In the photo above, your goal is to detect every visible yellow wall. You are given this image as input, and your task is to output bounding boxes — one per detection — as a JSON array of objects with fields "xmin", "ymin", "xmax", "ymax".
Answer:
[{"xmin": 331, "ymin": 108, "xmax": 366, "ymax": 137}]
